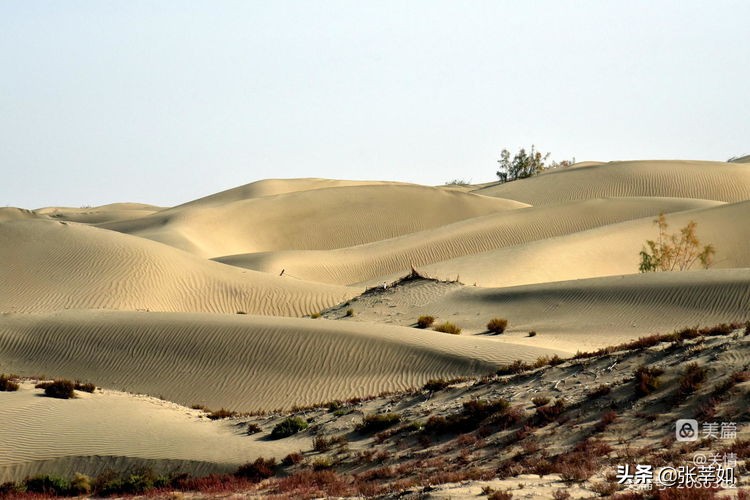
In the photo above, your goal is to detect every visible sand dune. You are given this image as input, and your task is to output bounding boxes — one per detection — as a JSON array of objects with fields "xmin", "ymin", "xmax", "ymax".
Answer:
[
  {"xmin": 0, "ymin": 311, "xmax": 566, "ymax": 412},
  {"xmin": 0, "ymin": 382, "xmax": 306, "ymax": 483},
  {"xmin": 474, "ymin": 160, "xmax": 750, "ymax": 205},
  {"xmin": 0, "ymin": 207, "xmax": 47, "ymax": 222},
  {"xmin": 175, "ymin": 177, "xmax": 409, "ymax": 208},
  {"xmin": 101, "ymin": 184, "xmax": 527, "ymax": 258},
  {"xmin": 421, "ymin": 199, "xmax": 750, "ymax": 287},
  {"xmin": 0, "ymin": 219, "xmax": 353, "ymax": 316},
  {"xmin": 215, "ymin": 197, "xmax": 722, "ymax": 286},
  {"xmin": 36, "ymin": 203, "xmax": 162, "ymax": 224}
]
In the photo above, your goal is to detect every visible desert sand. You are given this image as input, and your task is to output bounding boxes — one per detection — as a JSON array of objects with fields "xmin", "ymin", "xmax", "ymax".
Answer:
[{"xmin": 1, "ymin": 159, "xmax": 749, "ymax": 495}]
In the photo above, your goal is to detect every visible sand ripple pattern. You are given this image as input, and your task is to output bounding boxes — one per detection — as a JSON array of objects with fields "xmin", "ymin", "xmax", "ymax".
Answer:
[{"xmin": 0, "ymin": 220, "xmax": 353, "ymax": 316}]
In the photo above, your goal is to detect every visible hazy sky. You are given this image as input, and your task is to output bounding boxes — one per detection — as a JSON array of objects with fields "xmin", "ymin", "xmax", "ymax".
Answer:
[{"xmin": 2, "ymin": 1, "xmax": 749, "ymax": 208}]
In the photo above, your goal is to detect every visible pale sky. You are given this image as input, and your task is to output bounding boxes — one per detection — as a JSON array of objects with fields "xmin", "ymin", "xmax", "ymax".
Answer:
[{"xmin": 2, "ymin": 1, "xmax": 749, "ymax": 208}]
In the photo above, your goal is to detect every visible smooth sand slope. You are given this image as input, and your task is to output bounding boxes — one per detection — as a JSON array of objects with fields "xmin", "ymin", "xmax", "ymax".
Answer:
[
  {"xmin": 0, "ymin": 207, "xmax": 47, "ymax": 222},
  {"xmin": 101, "ymin": 184, "xmax": 527, "ymax": 258},
  {"xmin": 35, "ymin": 203, "xmax": 163, "ymax": 224},
  {"xmin": 474, "ymin": 160, "xmax": 750, "ymax": 205},
  {"xmin": 0, "ymin": 383, "xmax": 305, "ymax": 483},
  {"xmin": 215, "ymin": 197, "xmax": 723, "ymax": 286},
  {"xmin": 0, "ymin": 219, "xmax": 353, "ymax": 316},
  {"xmin": 421, "ymin": 199, "xmax": 750, "ymax": 287},
  {"xmin": 366, "ymin": 270, "xmax": 750, "ymax": 354},
  {"xmin": 0, "ymin": 311, "xmax": 567, "ymax": 412}
]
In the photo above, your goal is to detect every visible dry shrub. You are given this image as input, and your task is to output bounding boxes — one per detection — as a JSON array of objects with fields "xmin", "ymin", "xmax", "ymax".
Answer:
[
  {"xmin": 587, "ymin": 384, "xmax": 611, "ymax": 399},
  {"xmin": 416, "ymin": 315, "xmax": 435, "ymax": 329},
  {"xmin": 496, "ymin": 359, "xmax": 531, "ymax": 376},
  {"xmin": 74, "ymin": 381, "xmax": 96, "ymax": 393},
  {"xmin": 282, "ymin": 452, "xmax": 304, "ymax": 466},
  {"xmin": 275, "ymin": 470, "xmax": 353, "ymax": 497},
  {"xmin": 633, "ymin": 366, "xmax": 664, "ymax": 398},
  {"xmin": 677, "ymin": 362, "xmax": 707, "ymax": 399},
  {"xmin": 487, "ymin": 490, "xmax": 514, "ymax": 500},
  {"xmin": 208, "ymin": 408, "xmax": 237, "ymax": 420},
  {"xmin": 246, "ymin": 423, "xmax": 262, "ymax": 435},
  {"xmin": 531, "ymin": 396, "xmax": 550, "ymax": 407},
  {"xmin": 423, "ymin": 378, "xmax": 450, "ymax": 391},
  {"xmin": 594, "ymin": 410, "xmax": 618, "ymax": 432},
  {"xmin": 433, "ymin": 322, "xmax": 461, "ymax": 334},
  {"xmin": 235, "ymin": 457, "xmax": 276, "ymax": 483},
  {"xmin": 528, "ymin": 330, "xmax": 537, "ymax": 337},
  {"xmin": 487, "ymin": 317, "xmax": 508, "ymax": 334},
  {"xmin": 534, "ymin": 400, "xmax": 565, "ymax": 424},
  {"xmin": 37, "ymin": 379, "xmax": 75, "ymax": 399},
  {"xmin": 357, "ymin": 413, "xmax": 401, "ymax": 433},
  {"xmin": 0, "ymin": 374, "xmax": 19, "ymax": 392}
]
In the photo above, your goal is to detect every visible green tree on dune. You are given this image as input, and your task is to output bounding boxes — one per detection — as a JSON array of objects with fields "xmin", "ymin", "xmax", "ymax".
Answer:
[{"xmin": 638, "ymin": 213, "xmax": 715, "ymax": 273}]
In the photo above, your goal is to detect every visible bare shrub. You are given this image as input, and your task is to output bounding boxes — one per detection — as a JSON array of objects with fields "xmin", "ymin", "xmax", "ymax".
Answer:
[
  {"xmin": 433, "ymin": 322, "xmax": 461, "ymax": 334},
  {"xmin": 487, "ymin": 318, "xmax": 508, "ymax": 334},
  {"xmin": 416, "ymin": 315, "xmax": 435, "ymax": 329}
]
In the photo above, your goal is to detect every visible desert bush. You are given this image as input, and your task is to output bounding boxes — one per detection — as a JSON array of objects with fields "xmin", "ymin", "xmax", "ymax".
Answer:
[
  {"xmin": 235, "ymin": 457, "xmax": 276, "ymax": 482},
  {"xmin": 357, "ymin": 413, "xmax": 401, "ymax": 433},
  {"xmin": 345, "ymin": 308, "xmax": 354, "ymax": 317},
  {"xmin": 313, "ymin": 435, "xmax": 332, "ymax": 452},
  {"xmin": 587, "ymin": 384, "xmax": 611, "ymax": 399},
  {"xmin": 208, "ymin": 408, "xmax": 237, "ymax": 420},
  {"xmin": 423, "ymin": 378, "xmax": 450, "ymax": 391},
  {"xmin": 24, "ymin": 475, "xmax": 71, "ymax": 495},
  {"xmin": 312, "ymin": 457, "xmax": 333, "ymax": 470},
  {"xmin": 271, "ymin": 417, "xmax": 308, "ymax": 439},
  {"xmin": 70, "ymin": 473, "xmax": 92, "ymax": 495},
  {"xmin": 433, "ymin": 321, "xmax": 461, "ymax": 334},
  {"xmin": 0, "ymin": 374, "xmax": 19, "ymax": 392},
  {"xmin": 282, "ymin": 452, "xmax": 304, "ymax": 466},
  {"xmin": 39, "ymin": 379, "xmax": 76, "ymax": 399},
  {"xmin": 496, "ymin": 359, "xmax": 531, "ymax": 375},
  {"xmin": 678, "ymin": 362, "xmax": 707, "ymax": 398},
  {"xmin": 633, "ymin": 366, "xmax": 664, "ymax": 398},
  {"xmin": 534, "ymin": 399, "xmax": 565, "ymax": 424},
  {"xmin": 594, "ymin": 410, "xmax": 618, "ymax": 432},
  {"xmin": 310, "ymin": 312, "xmax": 321, "ymax": 319},
  {"xmin": 74, "ymin": 381, "xmax": 96, "ymax": 393},
  {"xmin": 487, "ymin": 317, "xmax": 508, "ymax": 334},
  {"xmin": 532, "ymin": 396, "xmax": 551, "ymax": 407},
  {"xmin": 487, "ymin": 490, "xmax": 514, "ymax": 500},
  {"xmin": 639, "ymin": 214, "xmax": 715, "ymax": 272},
  {"xmin": 496, "ymin": 145, "xmax": 551, "ymax": 183},
  {"xmin": 528, "ymin": 330, "xmax": 537, "ymax": 337},
  {"xmin": 552, "ymin": 490, "xmax": 572, "ymax": 500},
  {"xmin": 246, "ymin": 423, "xmax": 262, "ymax": 435},
  {"xmin": 416, "ymin": 315, "xmax": 435, "ymax": 329}
]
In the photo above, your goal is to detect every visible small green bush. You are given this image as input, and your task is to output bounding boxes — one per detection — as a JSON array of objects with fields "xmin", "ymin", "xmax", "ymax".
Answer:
[
  {"xmin": 271, "ymin": 417, "xmax": 308, "ymax": 439},
  {"xmin": 0, "ymin": 374, "xmax": 19, "ymax": 392},
  {"xmin": 310, "ymin": 312, "xmax": 321, "ymax": 319},
  {"xmin": 433, "ymin": 322, "xmax": 461, "ymax": 334},
  {"xmin": 416, "ymin": 315, "xmax": 435, "ymax": 329},
  {"xmin": 24, "ymin": 475, "xmax": 71, "ymax": 495},
  {"xmin": 345, "ymin": 308, "xmax": 354, "ymax": 317},
  {"xmin": 39, "ymin": 379, "xmax": 76, "ymax": 399},
  {"xmin": 487, "ymin": 318, "xmax": 508, "ymax": 334},
  {"xmin": 357, "ymin": 413, "xmax": 401, "ymax": 433}
]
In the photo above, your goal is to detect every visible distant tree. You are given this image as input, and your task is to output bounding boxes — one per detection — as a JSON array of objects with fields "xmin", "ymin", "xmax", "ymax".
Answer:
[
  {"xmin": 638, "ymin": 213, "xmax": 715, "ymax": 273},
  {"xmin": 496, "ymin": 146, "xmax": 550, "ymax": 183}
]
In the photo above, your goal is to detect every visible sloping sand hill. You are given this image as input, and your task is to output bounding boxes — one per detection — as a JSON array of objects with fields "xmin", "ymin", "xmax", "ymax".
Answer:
[
  {"xmin": 0, "ymin": 219, "xmax": 353, "ymax": 316},
  {"xmin": 325, "ymin": 270, "xmax": 750, "ymax": 354},
  {"xmin": 0, "ymin": 382, "xmax": 306, "ymax": 484},
  {"xmin": 0, "ymin": 311, "xmax": 567, "ymax": 412},
  {"xmin": 474, "ymin": 160, "xmax": 750, "ymax": 205},
  {"xmin": 214, "ymin": 197, "xmax": 722, "ymax": 286},
  {"xmin": 0, "ymin": 207, "xmax": 47, "ymax": 222},
  {"xmin": 35, "ymin": 203, "xmax": 163, "ymax": 224},
  {"xmin": 421, "ymin": 199, "xmax": 750, "ymax": 287},
  {"xmin": 101, "ymin": 184, "xmax": 527, "ymax": 258}
]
